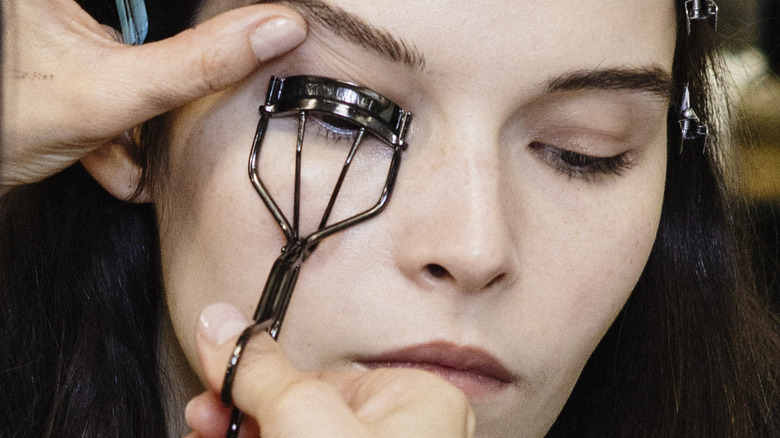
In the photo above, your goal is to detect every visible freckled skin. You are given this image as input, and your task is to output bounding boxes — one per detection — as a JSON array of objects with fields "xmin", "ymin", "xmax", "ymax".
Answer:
[{"xmin": 159, "ymin": 1, "xmax": 675, "ymax": 437}]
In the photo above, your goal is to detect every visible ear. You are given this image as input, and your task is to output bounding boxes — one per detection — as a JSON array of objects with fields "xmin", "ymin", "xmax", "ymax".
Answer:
[{"xmin": 81, "ymin": 131, "xmax": 151, "ymax": 202}]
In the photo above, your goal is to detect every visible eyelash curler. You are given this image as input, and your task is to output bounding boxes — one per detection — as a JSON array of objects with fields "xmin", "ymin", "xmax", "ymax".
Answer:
[{"xmin": 220, "ymin": 75, "xmax": 412, "ymax": 438}]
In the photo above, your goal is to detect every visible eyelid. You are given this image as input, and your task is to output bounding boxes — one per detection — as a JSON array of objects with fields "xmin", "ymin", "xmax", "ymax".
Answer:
[
  {"xmin": 311, "ymin": 113, "xmax": 361, "ymax": 137},
  {"xmin": 522, "ymin": 89, "xmax": 668, "ymax": 142},
  {"xmin": 531, "ymin": 125, "xmax": 631, "ymax": 155}
]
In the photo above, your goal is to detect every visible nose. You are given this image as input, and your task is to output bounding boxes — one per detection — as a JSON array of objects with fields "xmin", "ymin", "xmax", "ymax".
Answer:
[{"xmin": 389, "ymin": 126, "xmax": 520, "ymax": 295}]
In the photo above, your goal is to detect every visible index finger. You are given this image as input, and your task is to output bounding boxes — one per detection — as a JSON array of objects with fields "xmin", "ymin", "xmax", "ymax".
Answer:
[
  {"xmin": 89, "ymin": 4, "xmax": 307, "ymax": 133},
  {"xmin": 196, "ymin": 303, "xmax": 475, "ymax": 438},
  {"xmin": 197, "ymin": 303, "xmax": 372, "ymax": 438}
]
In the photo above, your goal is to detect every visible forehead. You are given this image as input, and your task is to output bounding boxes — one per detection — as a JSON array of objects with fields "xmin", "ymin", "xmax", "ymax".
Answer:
[
  {"xmin": 199, "ymin": 0, "xmax": 676, "ymax": 57},
  {"xmin": 198, "ymin": 0, "xmax": 676, "ymax": 101}
]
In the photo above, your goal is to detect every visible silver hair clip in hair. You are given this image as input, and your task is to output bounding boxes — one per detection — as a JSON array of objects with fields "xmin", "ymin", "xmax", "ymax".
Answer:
[
  {"xmin": 116, "ymin": 0, "xmax": 148, "ymax": 45},
  {"xmin": 221, "ymin": 75, "xmax": 411, "ymax": 438},
  {"xmin": 685, "ymin": 0, "xmax": 718, "ymax": 34},
  {"xmin": 678, "ymin": 84, "xmax": 708, "ymax": 153}
]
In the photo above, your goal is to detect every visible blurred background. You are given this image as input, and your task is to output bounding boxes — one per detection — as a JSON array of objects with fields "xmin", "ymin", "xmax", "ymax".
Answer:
[{"xmin": 718, "ymin": 0, "xmax": 779, "ymax": 307}]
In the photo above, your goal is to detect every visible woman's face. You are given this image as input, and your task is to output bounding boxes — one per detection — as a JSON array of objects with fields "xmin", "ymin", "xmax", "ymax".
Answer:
[{"xmin": 157, "ymin": 0, "xmax": 675, "ymax": 436}]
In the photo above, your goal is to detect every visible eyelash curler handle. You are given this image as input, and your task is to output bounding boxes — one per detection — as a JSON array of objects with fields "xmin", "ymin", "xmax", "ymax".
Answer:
[
  {"xmin": 116, "ymin": 0, "xmax": 149, "ymax": 45},
  {"xmin": 221, "ymin": 247, "xmax": 303, "ymax": 438},
  {"xmin": 221, "ymin": 75, "xmax": 411, "ymax": 438}
]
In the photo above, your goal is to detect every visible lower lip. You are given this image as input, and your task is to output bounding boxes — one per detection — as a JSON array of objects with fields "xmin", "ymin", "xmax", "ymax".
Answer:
[{"xmin": 360, "ymin": 361, "xmax": 510, "ymax": 400}]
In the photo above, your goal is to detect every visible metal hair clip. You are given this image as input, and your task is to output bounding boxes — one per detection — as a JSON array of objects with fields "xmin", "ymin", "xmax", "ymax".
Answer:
[
  {"xmin": 116, "ymin": 0, "xmax": 148, "ymax": 45},
  {"xmin": 677, "ymin": 84, "xmax": 708, "ymax": 153},
  {"xmin": 221, "ymin": 76, "xmax": 411, "ymax": 438},
  {"xmin": 685, "ymin": 0, "xmax": 718, "ymax": 34}
]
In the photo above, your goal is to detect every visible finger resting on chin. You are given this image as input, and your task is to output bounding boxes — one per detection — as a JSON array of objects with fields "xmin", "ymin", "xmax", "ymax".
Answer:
[
  {"xmin": 317, "ymin": 367, "xmax": 476, "ymax": 437},
  {"xmin": 195, "ymin": 320, "xmax": 370, "ymax": 436}
]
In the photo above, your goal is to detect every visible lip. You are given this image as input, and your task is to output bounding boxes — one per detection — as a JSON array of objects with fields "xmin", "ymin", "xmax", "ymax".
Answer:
[{"xmin": 355, "ymin": 341, "xmax": 518, "ymax": 400}]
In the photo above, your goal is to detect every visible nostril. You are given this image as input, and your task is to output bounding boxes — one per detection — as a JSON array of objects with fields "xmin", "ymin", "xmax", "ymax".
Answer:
[
  {"xmin": 426, "ymin": 263, "xmax": 450, "ymax": 278},
  {"xmin": 485, "ymin": 273, "xmax": 505, "ymax": 289}
]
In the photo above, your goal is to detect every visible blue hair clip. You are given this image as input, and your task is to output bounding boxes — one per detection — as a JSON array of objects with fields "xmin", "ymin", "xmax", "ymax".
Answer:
[{"xmin": 116, "ymin": 0, "xmax": 148, "ymax": 45}]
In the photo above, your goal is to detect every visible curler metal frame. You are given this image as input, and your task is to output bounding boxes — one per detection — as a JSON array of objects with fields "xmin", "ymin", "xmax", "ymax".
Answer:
[{"xmin": 221, "ymin": 75, "xmax": 411, "ymax": 438}]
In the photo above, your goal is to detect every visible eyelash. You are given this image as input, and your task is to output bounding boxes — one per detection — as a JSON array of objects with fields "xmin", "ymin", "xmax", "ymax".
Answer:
[
  {"xmin": 529, "ymin": 142, "xmax": 634, "ymax": 182},
  {"xmin": 309, "ymin": 117, "xmax": 634, "ymax": 182},
  {"xmin": 310, "ymin": 114, "xmax": 361, "ymax": 144}
]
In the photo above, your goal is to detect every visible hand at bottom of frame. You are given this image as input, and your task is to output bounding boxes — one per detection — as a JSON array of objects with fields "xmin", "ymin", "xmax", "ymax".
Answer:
[{"xmin": 185, "ymin": 302, "xmax": 476, "ymax": 438}]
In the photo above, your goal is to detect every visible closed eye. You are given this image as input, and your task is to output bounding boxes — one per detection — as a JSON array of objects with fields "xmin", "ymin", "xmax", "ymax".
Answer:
[{"xmin": 529, "ymin": 142, "xmax": 635, "ymax": 182}]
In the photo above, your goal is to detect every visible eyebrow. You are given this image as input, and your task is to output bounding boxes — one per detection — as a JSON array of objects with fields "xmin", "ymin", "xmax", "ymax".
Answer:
[
  {"xmin": 257, "ymin": 0, "xmax": 426, "ymax": 70},
  {"xmin": 546, "ymin": 67, "xmax": 674, "ymax": 102}
]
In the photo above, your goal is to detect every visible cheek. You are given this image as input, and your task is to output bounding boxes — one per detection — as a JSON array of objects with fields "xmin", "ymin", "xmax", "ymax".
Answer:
[
  {"xmin": 488, "ymin": 139, "xmax": 666, "ymax": 388},
  {"xmin": 563, "ymin": 163, "xmax": 665, "ymax": 335},
  {"xmin": 156, "ymin": 91, "xmax": 284, "ymax": 374},
  {"xmin": 557, "ymin": 201, "xmax": 660, "ymax": 329}
]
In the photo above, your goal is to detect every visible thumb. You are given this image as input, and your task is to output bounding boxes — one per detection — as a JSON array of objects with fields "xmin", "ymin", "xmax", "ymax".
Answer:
[{"xmin": 93, "ymin": 4, "xmax": 307, "ymax": 132}]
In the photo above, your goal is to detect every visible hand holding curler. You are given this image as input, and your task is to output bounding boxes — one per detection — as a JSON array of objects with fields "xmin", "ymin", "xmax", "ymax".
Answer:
[
  {"xmin": 0, "ymin": 0, "xmax": 307, "ymax": 194},
  {"xmin": 186, "ymin": 303, "xmax": 476, "ymax": 438}
]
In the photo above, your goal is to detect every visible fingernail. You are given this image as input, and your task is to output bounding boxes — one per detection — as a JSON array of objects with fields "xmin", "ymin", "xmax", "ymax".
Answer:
[
  {"xmin": 199, "ymin": 303, "xmax": 251, "ymax": 346},
  {"xmin": 351, "ymin": 362, "xmax": 369, "ymax": 372},
  {"xmin": 251, "ymin": 17, "xmax": 306, "ymax": 62}
]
